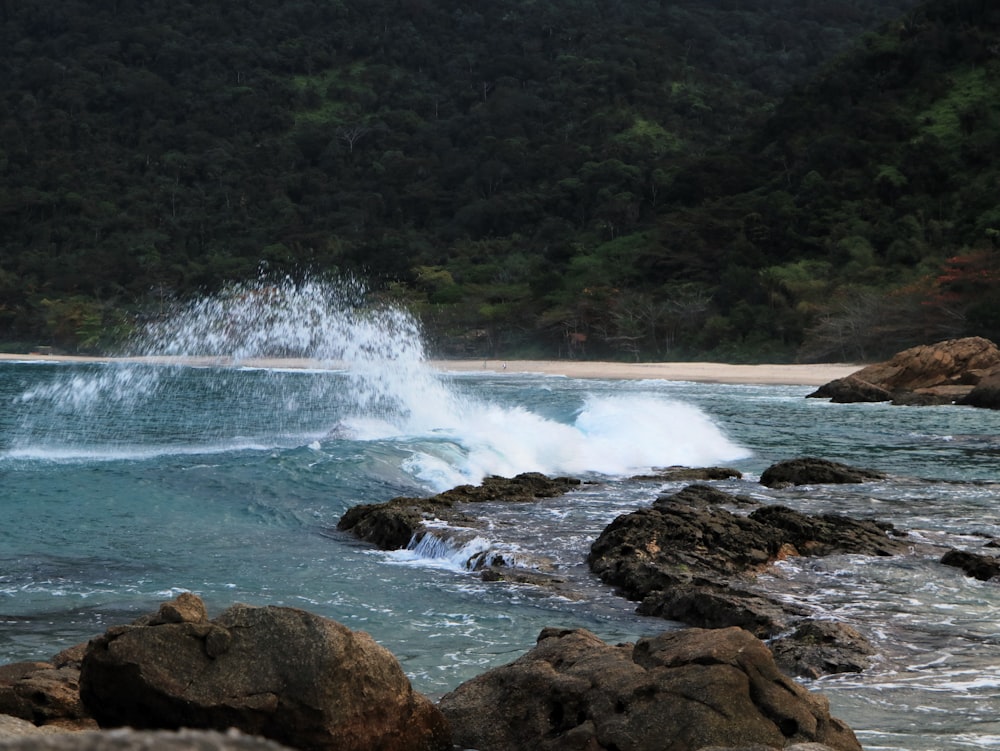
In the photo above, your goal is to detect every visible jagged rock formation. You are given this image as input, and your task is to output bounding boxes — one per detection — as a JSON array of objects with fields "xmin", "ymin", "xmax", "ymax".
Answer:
[{"xmin": 438, "ymin": 626, "xmax": 862, "ymax": 751}]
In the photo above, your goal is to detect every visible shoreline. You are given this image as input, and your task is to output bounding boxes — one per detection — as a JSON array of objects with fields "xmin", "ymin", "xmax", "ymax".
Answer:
[{"xmin": 0, "ymin": 352, "xmax": 859, "ymax": 386}]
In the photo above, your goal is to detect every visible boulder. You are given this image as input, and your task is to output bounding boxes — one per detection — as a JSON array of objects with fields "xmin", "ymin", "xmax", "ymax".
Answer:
[
  {"xmin": 940, "ymin": 548, "xmax": 1000, "ymax": 581},
  {"xmin": 79, "ymin": 594, "xmax": 451, "ymax": 751},
  {"xmin": 0, "ymin": 728, "xmax": 296, "ymax": 751},
  {"xmin": 958, "ymin": 364, "xmax": 1000, "ymax": 409},
  {"xmin": 807, "ymin": 336, "xmax": 1000, "ymax": 404},
  {"xmin": 759, "ymin": 458, "xmax": 885, "ymax": 488},
  {"xmin": 438, "ymin": 626, "xmax": 862, "ymax": 751}
]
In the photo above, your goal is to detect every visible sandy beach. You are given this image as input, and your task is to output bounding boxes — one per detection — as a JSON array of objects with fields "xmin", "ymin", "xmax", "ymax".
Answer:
[{"xmin": 0, "ymin": 352, "xmax": 859, "ymax": 386}]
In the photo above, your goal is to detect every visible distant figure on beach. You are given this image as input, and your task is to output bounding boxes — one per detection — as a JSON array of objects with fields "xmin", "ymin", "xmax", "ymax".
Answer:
[{"xmin": 502, "ymin": 362, "xmax": 507, "ymax": 370}]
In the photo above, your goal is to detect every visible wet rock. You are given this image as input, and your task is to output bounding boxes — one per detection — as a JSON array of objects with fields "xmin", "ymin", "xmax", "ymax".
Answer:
[
  {"xmin": 808, "ymin": 337, "xmax": 1000, "ymax": 405},
  {"xmin": 770, "ymin": 620, "xmax": 877, "ymax": 678},
  {"xmin": 940, "ymin": 548, "xmax": 1000, "ymax": 581},
  {"xmin": 759, "ymin": 458, "xmax": 886, "ymax": 488},
  {"xmin": 656, "ymin": 483, "xmax": 757, "ymax": 507},
  {"xmin": 79, "ymin": 594, "xmax": 451, "ymax": 751},
  {"xmin": 637, "ymin": 580, "xmax": 805, "ymax": 636},
  {"xmin": 337, "ymin": 472, "xmax": 580, "ymax": 550},
  {"xmin": 958, "ymin": 364, "xmax": 1000, "ymax": 409},
  {"xmin": 634, "ymin": 466, "xmax": 743, "ymax": 482},
  {"xmin": 0, "ymin": 728, "xmax": 297, "ymax": 750},
  {"xmin": 588, "ymin": 485, "xmax": 900, "ymax": 673},
  {"xmin": 806, "ymin": 375, "xmax": 891, "ymax": 403},
  {"xmin": 748, "ymin": 504, "xmax": 904, "ymax": 557},
  {"xmin": 438, "ymin": 626, "xmax": 862, "ymax": 751}
]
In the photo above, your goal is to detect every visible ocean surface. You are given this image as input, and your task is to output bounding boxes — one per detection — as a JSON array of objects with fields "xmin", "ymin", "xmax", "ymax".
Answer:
[{"xmin": 3, "ymin": 279, "xmax": 1000, "ymax": 751}]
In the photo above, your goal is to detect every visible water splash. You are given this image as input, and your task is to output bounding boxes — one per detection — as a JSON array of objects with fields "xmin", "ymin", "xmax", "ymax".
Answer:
[{"xmin": 7, "ymin": 275, "xmax": 749, "ymax": 483}]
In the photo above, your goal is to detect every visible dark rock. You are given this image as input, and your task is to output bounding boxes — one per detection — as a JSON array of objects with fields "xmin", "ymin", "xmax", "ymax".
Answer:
[
  {"xmin": 656, "ymin": 483, "xmax": 757, "ymax": 507},
  {"xmin": 890, "ymin": 389, "xmax": 958, "ymax": 406},
  {"xmin": 759, "ymin": 458, "xmax": 886, "ymax": 488},
  {"xmin": 638, "ymin": 581, "xmax": 805, "ymax": 637},
  {"xmin": 337, "ymin": 472, "xmax": 580, "ymax": 550},
  {"xmin": 958, "ymin": 364, "xmax": 1000, "ymax": 409},
  {"xmin": 438, "ymin": 626, "xmax": 862, "ymax": 751},
  {"xmin": 806, "ymin": 376, "xmax": 891, "ymax": 403},
  {"xmin": 748, "ymin": 505, "xmax": 904, "ymax": 557},
  {"xmin": 809, "ymin": 337, "xmax": 1000, "ymax": 405},
  {"xmin": 589, "ymin": 486, "xmax": 898, "ymax": 672},
  {"xmin": 79, "ymin": 594, "xmax": 451, "ymax": 751},
  {"xmin": 940, "ymin": 548, "xmax": 1000, "ymax": 580},
  {"xmin": 770, "ymin": 620, "xmax": 877, "ymax": 678},
  {"xmin": 0, "ymin": 728, "xmax": 297, "ymax": 750},
  {"xmin": 635, "ymin": 466, "xmax": 743, "ymax": 481}
]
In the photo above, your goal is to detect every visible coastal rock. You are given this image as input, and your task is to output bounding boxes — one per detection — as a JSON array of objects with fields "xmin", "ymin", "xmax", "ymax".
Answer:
[
  {"xmin": 759, "ymin": 458, "xmax": 886, "ymax": 488},
  {"xmin": 633, "ymin": 466, "xmax": 744, "ymax": 482},
  {"xmin": 769, "ymin": 620, "xmax": 877, "ymax": 678},
  {"xmin": 0, "ymin": 728, "xmax": 297, "ymax": 750},
  {"xmin": 438, "ymin": 626, "xmax": 862, "ymax": 751},
  {"xmin": 748, "ymin": 504, "xmax": 902, "ymax": 557},
  {"xmin": 808, "ymin": 336, "xmax": 1000, "ymax": 404},
  {"xmin": 806, "ymin": 375, "xmax": 891, "ymax": 403},
  {"xmin": 940, "ymin": 548, "xmax": 1000, "ymax": 581},
  {"xmin": 337, "ymin": 472, "xmax": 581, "ymax": 550},
  {"xmin": 958, "ymin": 364, "xmax": 1000, "ymax": 409},
  {"xmin": 79, "ymin": 594, "xmax": 451, "ymax": 751},
  {"xmin": 588, "ymin": 485, "xmax": 903, "ymax": 672},
  {"xmin": 0, "ymin": 662, "xmax": 93, "ymax": 731}
]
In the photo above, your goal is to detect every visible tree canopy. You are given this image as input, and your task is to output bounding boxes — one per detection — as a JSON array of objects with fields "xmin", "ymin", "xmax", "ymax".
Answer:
[{"xmin": 6, "ymin": 0, "xmax": 993, "ymax": 362}]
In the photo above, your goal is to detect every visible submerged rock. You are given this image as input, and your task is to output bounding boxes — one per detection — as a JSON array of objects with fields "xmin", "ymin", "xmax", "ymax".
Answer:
[
  {"xmin": 439, "ymin": 626, "xmax": 862, "ymax": 751},
  {"xmin": 808, "ymin": 336, "xmax": 1000, "ymax": 406},
  {"xmin": 79, "ymin": 594, "xmax": 451, "ymax": 751},
  {"xmin": 759, "ymin": 457, "xmax": 886, "ymax": 488}
]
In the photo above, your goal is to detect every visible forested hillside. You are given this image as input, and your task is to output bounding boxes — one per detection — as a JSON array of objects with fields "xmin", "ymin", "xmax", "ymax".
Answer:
[{"xmin": 6, "ymin": 0, "xmax": 988, "ymax": 361}]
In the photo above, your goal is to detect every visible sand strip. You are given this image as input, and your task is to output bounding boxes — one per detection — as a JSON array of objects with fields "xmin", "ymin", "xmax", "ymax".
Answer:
[{"xmin": 0, "ymin": 353, "xmax": 858, "ymax": 386}]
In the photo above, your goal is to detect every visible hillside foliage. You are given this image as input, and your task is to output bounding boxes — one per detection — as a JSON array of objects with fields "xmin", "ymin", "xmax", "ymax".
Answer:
[{"xmin": 3, "ymin": 0, "xmax": 996, "ymax": 361}]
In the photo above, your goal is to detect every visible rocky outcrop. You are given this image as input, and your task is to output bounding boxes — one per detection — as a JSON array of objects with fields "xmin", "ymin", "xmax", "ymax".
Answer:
[
  {"xmin": 438, "ymin": 626, "xmax": 862, "ymax": 751},
  {"xmin": 808, "ymin": 336, "xmax": 1000, "ymax": 405},
  {"xmin": 588, "ymin": 484, "xmax": 907, "ymax": 675},
  {"xmin": 759, "ymin": 458, "xmax": 886, "ymax": 488},
  {"xmin": 337, "ymin": 472, "xmax": 581, "ymax": 550},
  {"xmin": 0, "ymin": 728, "xmax": 296, "ymax": 751},
  {"xmin": 78, "ymin": 594, "xmax": 451, "ymax": 751},
  {"xmin": 958, "ymin": 364, "xmax": 1000, "ymax": 409}
]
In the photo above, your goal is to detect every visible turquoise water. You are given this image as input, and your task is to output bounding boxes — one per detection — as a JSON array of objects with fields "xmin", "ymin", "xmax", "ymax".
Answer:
[{"xmin": 3, "ymin": 279, "xmax": 1000, "ymax": 750}]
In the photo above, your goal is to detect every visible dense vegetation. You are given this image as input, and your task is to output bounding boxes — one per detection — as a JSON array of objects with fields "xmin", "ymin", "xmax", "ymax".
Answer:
[{"xmin": 3, "ymin": 0, "xmax": 996, "ymax": 360}]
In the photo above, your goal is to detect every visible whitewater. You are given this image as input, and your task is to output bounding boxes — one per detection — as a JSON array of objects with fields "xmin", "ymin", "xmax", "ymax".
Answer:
[{"xmin": 3, "ymin": 277, "xmax": 1000, "ymax": 750}]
